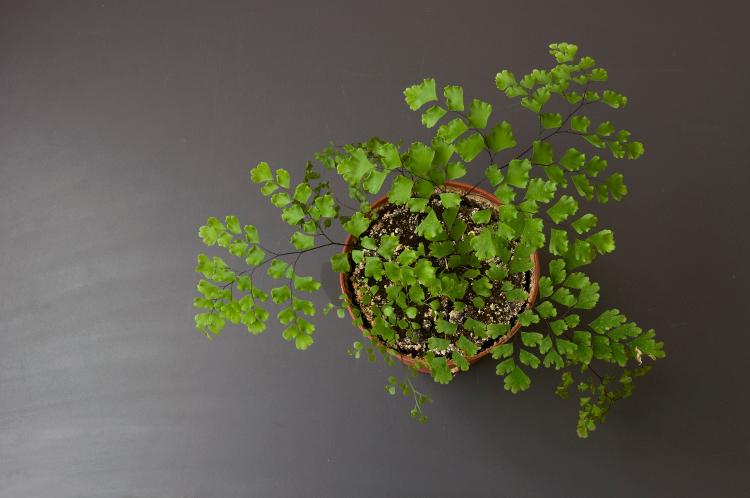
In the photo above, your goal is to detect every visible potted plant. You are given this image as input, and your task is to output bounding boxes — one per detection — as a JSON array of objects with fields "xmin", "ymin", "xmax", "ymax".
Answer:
[{"xmin": 194, "ymin": 42, "xmax": 665, "ymax": 438}]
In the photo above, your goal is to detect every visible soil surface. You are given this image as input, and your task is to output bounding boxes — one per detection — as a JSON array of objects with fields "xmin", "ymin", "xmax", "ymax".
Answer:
[{"xmin": 347, "ymin": 187, "xmax": 530, "ymax": 359}]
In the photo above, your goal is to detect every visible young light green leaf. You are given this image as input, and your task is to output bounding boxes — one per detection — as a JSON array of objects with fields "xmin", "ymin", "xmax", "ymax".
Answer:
[
  {"xmin": 343, "ymin": 212, "xmax": 370, "ymax": 238},
  {"xmin": 487, "ymin": 121, "xmax": 516, "ymax": 152},
  {"xmin": 422, "ymin": 105, "xmax": 447, "ymax": 128},
  {"xmin": 443, "ymin": 85, "xmax": 464, "ymax": 111},
  {"xmin": 250, "ymin": 162, "xmax": 273, "ymax": 183},
  {"xmin": 404, "ymin": 78, "xmax": 437, "ymax": 111},
  {"xmin": 455, "ymin": 133, "xmax": 486, "ymax": 162},
  {"xmin": 468, "ymin": 99, "xmax": 492, "ymax": 129},
  {"xmin": 388, "ymin": 175, "xmax": 413, "ymax": 204},
  {"xmin": 547, "ymin": 195, "xmax": 579, "ymax": 223},
  {"xmin": 506, "ymin": 159, "xmax": 532, "ymax": 188}
]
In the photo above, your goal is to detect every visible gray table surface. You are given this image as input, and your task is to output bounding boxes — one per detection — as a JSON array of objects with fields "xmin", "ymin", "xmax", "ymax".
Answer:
[{"xmin": 1, "ymin": 1, "xmax": 748, "ymax": 497}]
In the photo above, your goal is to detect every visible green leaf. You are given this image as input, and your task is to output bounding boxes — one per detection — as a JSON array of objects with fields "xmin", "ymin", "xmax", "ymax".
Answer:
[
  {"xmin": 544, "ymin": 165, "xmax": 567, "ymax": 186},
  {"xmin": 571, "ymin": 213, "xmax": 598, "ymax": 234},
  {"xmin": 496, "ymin": 357, "xmax": 515, "ymax": 376},
  {"xmin": 271, "ymin": 192, "xmax": 292, "ymax": 208},
  {"xmin": 271, "ymin": 286, "xmax": 292, "ymax": 304},
  {"xmin": 404, "ymin": 78, "xmax": 437, "ymax": 111},
  {"xmin": 224, "ymin": 215, "xmax": 241, "ymax": 234},
  {"xmin": 487, "ymin": 121, "xmax": 517, "ymax": 152},
  {"xmin": 414, "ymin": 259, "xmax": 436, "ymax": 283},
  {"xmin": 275, "ymin": 168, "xmax": 290, "ymax": 189},
  {"xmin": 596, "ymin": 121, "xmax": 615, "ymax": 136},
  {"xmin": 443, "ymin": 85, "xmax": 464, "ymax": 111},
  {"xmin": 506, "ymin": 159, "xmax": 532, "ymax": 188},
  {"xmin": 540, "ymin": 113, "xmax": 562, "ymax": 129},
  {"xmin": 293, "ymin": 183, "xmax": 313, "ymax": 203},
  {"xmin": 495, "ymin": 70, "xmax": 519, "ymax": 90},
  {"xmin": 343, "ymin": 212, "xmax": 370, "ymax": 238},
  {"xmin": 435, "ymin": 319, "xmax": 458, "ymax": 335},
  {"xmin": 584, "ymin": 156, "xmax": 608, "ymax": 177},
  {"xmin": 416, "ymin": 209, "xmax": 444, "ymax": 241},
  {"xmin": 245, "ymin": 246, "xmax": 266, "ymax": 266},
  {"xmin": 250, "ymin": 162, "xmax": 273, "ymax": 183},
  {"xmin": 575, "ymin": 282, "xmax": 600, "ymax": 309},
  {"xmin": 455, "ymin": 133, "xmax": 486, "ymax": 162},
  {"xmin": 521, "ymin": 88, "xmax": 551, "ymax": 113},
  {"xmin": 388, "ymin": 175, "xmax": 413, "ymax": 204},
  {"xmin": 422, "ymin": 105, "xmax": 447, "ymax": 128},
  {"xmin": 436, "ymin": 118, "xmax": 469, "ymax": 143},
  {"xmin": 330, "ymin": 253, "xmax": 350, "ymax": 272},
  {"xmin": 522, "ymin": 217, "xmax": 545, "ymax": 248},
  {"xmin": 525, "ymin": 179, "xmax": 557, "ymax": 204},
  {"xmin": 556, "ymin": 338, "xmax": 578, "ymax": 355},
  {"xmin": 338, "ymin": 148, "xmax": 374, "ymax": 186},
  {"xmin": 428, "ymin": 337, "xmax": 451, "ymax": 351},
  {"xmin": 551, "ymin": 287, "xmax": 576, "ymax": 307},
  {"xmin": 589, "ymin": 67, "xmax": 608, "ymax": 81},
  {"xmin": 571, "ymin": 116, "xmax": 591, "ymax": 133},
  {"xmin": 472, "ymin": 276, "xmax": 493, "ymax": 297},
  {"xmin": 572, "ymin": 174, "xmax": 594, "ymax": 200},
  {"xmin": 314, "ymin": 195, "xmax": 337, "ymax": 218},
  {"xmin": 518, "ymin": 310, "xmax": 540, "ymax": 326},
  {"xmin": 563, "ymin": 272, "xmax": 590, "ymax": 289},
  {"xmin": 504, "ymin": 365, "xmax": 531, "ymax": 393},
  {"xmin": 281, "ymin": 204, "xmax": 305, "ymax": 225},
  {"xmin": 549, "ymin": 42, "xmax": 578, "ymax": 63},
  {"xmin": 446, "ymin": 162, "xmax": 466, "ymax": 180},
  {"xmin": 290, "ymin": 231, "xmax": 315, "ymax": 250},
  {"xmin": 471, "ymin": 209, "xmax": 492, "ymax": 224},
  {"xmin": 362, "ymin": 169, "xmax": 387, "ymax": 195},
  {"xmin": 606, "ymin": 173, "xmax": 628, "ymax": 200},
  {"xmin": 242, "ymin": 225, "xmax": 259, "ymax": 244},
  {"xmin": 521, "ymin": 331, "xmax": 544, "ymax": 347},
  {"xmin": 407, "ymin": 142, "xmax": 435, "ymax": 177},
  {"xmin": 543, "ymin": 350, "xmax": 564, "ymax": 369},
  {"xmin": 293, "ymin": 275, "xmax": 321, "ymax": 292},
  {"xmin": 549, "ymin": 259, "xmax": 566, "ymax": 284},
  {"xmin": 590, "ymin": 309, "xmax": 626, "ymax": 334},
  {"xmin": 587, "ymin": 229, "xmax": 615, "ymax": 254},
  {"xmin": 549, "ymin": 228, "xmax": 569, "ymax": 256},
  {"xmin": 374, "ymin": 142, "xmax": 402, "ymax": 169},
  {"xmin": 430, "ymin": 356, "xmax": 453, "ymax": 384},
  {"xmin": 268, "ymin": 259, "xmax": 291, "ymax": 279},
  {"xmin": 532, "ymin": 140, "xmax": 553, "ymax": 165},
  {"xmin": 429, "ymin": 241, "xmax": 454, "ymax": 258},
  {"xmin": 468, "ymin": 99, "xmax": 492, "ymax": 129},
  {"xmin": 539, "ymin": 276, "xmax": 553, "ymax": 298},
  {"xmin": 519, "ymin": 349, "xmax": 540, "ymax": 369},
  {"xmin": 364, "ymin": 257, "xmax": 384, "ymax": 281},
  {"xmin": 470, "ymin": 228, "xmax": 497, "ymax": 260},
  {"xmin": 626, "ymin": 141, "xmax": 645, "ymax": 160},
  {"xmin": 377, "ymin": 235, "xmax": 400, "ymax": 260},
  {"xmin": 547, "ymin": 195, "xmax": 578, "ymax": 223},
  {"xmin": 491, "ymin": 342, "xmax": 513, "ymax": 359},
  {"xmin": 559, "ymin": 148, "xmax": 585, "ymax": 171},
  {"xmin": 439, "ymin": 193, "xmax": 462, "ymax": 208},
  {"xmin": 602, "ymin": 90, "xmax": 627, "ymax": 109},
  {"xmin": 536, "ymin": 300, "xmax": 557, "ymax": 319},
  {"xmin": 457, "ymin": 335, "xmax": 479, "ymax": 356},
  {"xmin": 485, "ymin": 165, "xmax": 503, "ymax": 186}
]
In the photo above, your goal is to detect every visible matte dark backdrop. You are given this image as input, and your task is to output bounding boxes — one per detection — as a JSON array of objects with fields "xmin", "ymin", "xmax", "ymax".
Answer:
[{"xmin": 1, "ymin": 1, "xmax": 748, "ymax": 497}]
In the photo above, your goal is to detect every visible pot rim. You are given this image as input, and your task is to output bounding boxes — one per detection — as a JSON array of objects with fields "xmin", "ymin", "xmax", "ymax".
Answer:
[{"xmin": 338, "ymin": 180, "xmax": 540, "ymax": 374}]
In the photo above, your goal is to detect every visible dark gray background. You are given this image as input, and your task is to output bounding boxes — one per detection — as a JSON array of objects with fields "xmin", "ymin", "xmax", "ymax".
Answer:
[{"xmin": 1, "ymin": 1, "xmax": 748, "ymax": 496}]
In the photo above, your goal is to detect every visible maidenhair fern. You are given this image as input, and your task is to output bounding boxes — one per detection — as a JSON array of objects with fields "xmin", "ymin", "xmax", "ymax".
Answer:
[{"xmin": 194, "ymin": 42, "xmax": 664, "ymax": 438}]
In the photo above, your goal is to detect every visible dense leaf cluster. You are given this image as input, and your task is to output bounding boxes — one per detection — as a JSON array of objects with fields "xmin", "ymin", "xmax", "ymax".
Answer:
[{"xmin": 194, "ymin": 42, "xmax": 664, "ymax": 437}]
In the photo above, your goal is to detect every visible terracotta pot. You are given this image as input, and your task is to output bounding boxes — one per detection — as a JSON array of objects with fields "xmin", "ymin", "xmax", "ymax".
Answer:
[{"xmin": 338, "ymin": 180, "xmax": 540, "ymax": 374}]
